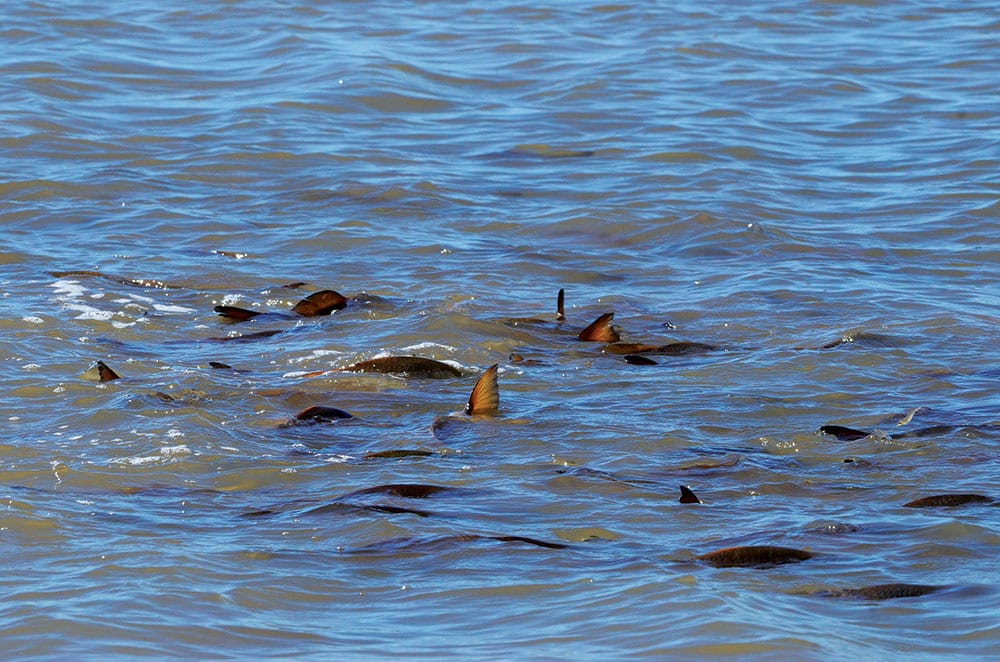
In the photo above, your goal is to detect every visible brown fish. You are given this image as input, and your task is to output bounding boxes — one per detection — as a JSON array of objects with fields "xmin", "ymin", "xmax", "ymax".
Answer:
[
  {"xmin": 902, "ymin": 494, "xmax": 993, "ymax": 508},
  {"xmin": 289, "ymin": 405, "xmax": 353, "ymax": 424},
  {"xmin": 604, "ymin": 341, "xmax": 719, "ymax": 356},
  {"xmin": 290, "ymin": 289, "xmax": 348, "ymax": 316},
  {"xmin": 465, "ymin": 364, "xmax": 499, "ymax": 415},
  {"xmin": 837, "ymin": 583, "xmax": 944, "ymax": 600},
  {"xmin": 214, "ymin": 289, "xmax": 347, "ymax": 322},
  {"xmin": 697, "ymin": 545, "xmax": 813, "ymax": 568},
  {"xmin": 503, "ymin": 288, "xmax": 566, "ymax": 326},
  {"xmin": 341, "ymin": 356, "xmax": 462, "ymax": 379},
  {"xmin": 94, "ymin": 360, "xmax": 121, "ymax": 382},
  {"xmin": 679, "ymin": 485, "xmax": 702, "ymax": 504},
  {"xmin": 578, "ymin": 312, "xmax": 718, "ymax": 357},
  {"xmin": 578, "ymin": 312, "xmax": 620, "ymax": 343}
]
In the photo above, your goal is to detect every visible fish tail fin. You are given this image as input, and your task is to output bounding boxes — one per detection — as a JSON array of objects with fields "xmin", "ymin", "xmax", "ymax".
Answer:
[
  {"xmin": 465, "ymin": 364, "xmax": 499, "ymax": 416},
  {"xmin": 556, "ymin": 288, "xmax": 565, "ymax": 321},
  {"xmin": 95, "ymin": 360, "xmax": 121, "ymax": 382},
  {"xmin": 578, "ymin": 312, "xmax": 620, "ymax": 342}
]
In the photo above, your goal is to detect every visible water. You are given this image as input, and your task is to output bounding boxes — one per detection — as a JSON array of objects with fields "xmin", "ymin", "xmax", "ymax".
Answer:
[{"xmin": 2, "ymin": 1, "xmax": 999, "ymax": 658}]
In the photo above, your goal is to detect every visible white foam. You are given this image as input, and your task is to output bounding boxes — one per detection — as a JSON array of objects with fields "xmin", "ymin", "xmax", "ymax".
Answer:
[
  {"xmin": 49, "ymin": 279, "xmax": 88, "ymax": 298},
  {"xmin": 111, "ymin": 444, "xmax": 191, "ymax": 466},
  {"xmin": 153, "ymin": 303, "xmax": 196, "ymax": 313}
]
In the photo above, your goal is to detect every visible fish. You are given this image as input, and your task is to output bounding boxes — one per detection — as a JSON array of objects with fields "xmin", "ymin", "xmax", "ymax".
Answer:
[
  {"xmin": 902, "ymin": 494, "xmax": 993, "ymax": 508},
  {"xmin": 503, "ymin": 288, "xmax": 566, "ymax": 326},
  {"xmin": 283, "ymin": 404, "xmax": 353, "ymax": 426},
  {"xmin": 696, "ymin": 545, "xmax": 813, "ymax": 568},
  {"xmin": 819, "ymin": 423, "xmax": 956, "ymax": 442},
  {"xmin": 364, "ymin": 449, "xmax": 435, "ymax": 460},
  {"xmin": 244, "ymin": 501, "xmax": 432, "ymax": 519},
  {"xmin": 350, "ymin": 533, "xmax": 568, "ymax": 554},
  {"xmin": 290, "ymin": 289, "xmax": 349, "ymax": 316},
  {"xmin": 679, "ymin": 485, "xmax": 702, "ymax": 504},
  {"xmin": 94, "ymin": 360, "xmax": 121, "ymax": 382},
  {"xmin": 830, "ymin": 583, "xmax": 944, "ymax": 600},
  {"xmin": 207, "ymin": 329, "xmax": 283, "ymax": 342},
  {"xmin": 577, "ymin": 312, "xmax": 718, "ymax": 357},
  {"xmin": 604, "ymin": 341, "xmax": 719, "ymax": 356},
  {"xmin": 578, "ymin": 312, "xmax": 620, "ymax": 342},
  {"xmin": 340, "ymin": 483, "xmax": 458, "ymax": 499},
  {"xmin": 430, "ymin": 364, "xmax": 501, "ymax": 440},
  {"xmin": 818, "ymin": 425, "xmax": 870, "ymax": 441},
  {"xmin": 509, "ymin": 352, "xmax": 548, "ymax": 366},
  {"xmin": 214, "ymin": 289, "xmax": 347, "ymax": 322},
  {"xmin": 50, "ymin": 270, "xmax": 179, "ymax": 290},
  {"xmin": 244, "ymin": 483, "xmax": 459, "ymax": 520},
  {"xmin": 340, "ymin": 356, "xmax": 462, "ymax": 379},
  {"xmin": 465, "ymin": 364, "xmax": 499, "ymax": 416},
  {"xmin": 303, "ymin": 503, "xmax": 433, "ymax": 518}
]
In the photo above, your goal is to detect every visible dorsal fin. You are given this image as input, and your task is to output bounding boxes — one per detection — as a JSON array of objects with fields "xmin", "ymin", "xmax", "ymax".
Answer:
[
  {"xmin": 291, "ymin": 290, "xmax": 348, "ymax": 317},
  {"xmin": 214, "ymin": 305, "xmax": 262, "ymax": 322},
  {"xmin": 556, "ymin": 288, "xmax": 565, "ymax": 321},
  {"xmin": 679, "ymin": 485, "xmax": 702, "ymax": 504},
  {"xmin": 96, "ymin": 360, "xmax": 121, "ymax": 382},
  {"xmin": 464, "ymin": 364, "xmax": 499, "ymax": 416},
  {"xmin": 578, "ymin": 312, "xmax": 620, "ymax": 342},
  {"xmin": 818, "ymin": 424, "xmax": 870, "ymax": 441}
]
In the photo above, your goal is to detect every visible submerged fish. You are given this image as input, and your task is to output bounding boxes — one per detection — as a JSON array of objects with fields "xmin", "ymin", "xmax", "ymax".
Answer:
[
  {"xmin": 364, "ymin": 449, "xmax": 435, "ymax": 460},
  {"xmin": 349, "ymin": 533, "xmax": 567, "ymax": 554},
  {"xmin": 51, "ymin": 270, "xmax": 179, "ymax": 290},
  {"xmin": 820, "ymin": 423, "xmax": 957, "ymax": 442},
  {"xmin": 902, "ymin": 494, "xmax": 993, "ymax": 508},
  {"xmin": 244, "ymin": 483, "xmax": 460, "ymax": 520},
  {"xmin": 697, "ymin": 545, "xmax": 813, "ymax": 568},
  {"xmin": 207, "ymin": 329, "xmax": 283, "ymax": 343},
  {"xmin": 340, "ymin": 483, "xmax": 459, "ymax": 500},
  {"xmin": 504, "ymin": 288, "xmax": 566, "ymax": 326},
  {"xmin": 214, "ymin": 289, "xmax": 347, "ymax": 322},
  {"xmin": 577, "ymin": 312, "xmax": 718, "ymax": 358},
  {"xmin": 829, "ymin": 583, "xmax": 944, "ymax": 600},
  {"xmin": 281, "ymin": 404, "xmax": 353, "ymax": 427},
  {"xmin": 340, "ymin": 356, "xmax": 462, "ymax": 379}
]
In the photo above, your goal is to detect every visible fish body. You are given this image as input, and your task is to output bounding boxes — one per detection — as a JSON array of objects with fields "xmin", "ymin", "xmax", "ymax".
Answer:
[
  {"xmin": 215, "ymin": 289, "xmax": 347, "ymax": 322},
  {"xmin": 697, "ymin": 545, "xmax": 812, "ymax": 568},
  {"xmin": 341, "ymin": 356, "xmax": 462, "ymax": 379},
  {"xmin": 903, "ymin": 494, "xmax": 993, "ymax": 508}
]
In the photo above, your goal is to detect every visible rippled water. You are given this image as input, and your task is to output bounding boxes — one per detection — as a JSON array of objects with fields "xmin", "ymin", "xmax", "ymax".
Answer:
[{"xmin": 3, "ymin": 1, "xmax": 999, "ymax": 658}]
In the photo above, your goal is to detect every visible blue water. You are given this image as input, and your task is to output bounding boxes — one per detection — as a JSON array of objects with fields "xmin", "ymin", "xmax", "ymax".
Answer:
[{"xmin": 2, "ymin": 1, "xmax": 999, "ymax": 658}]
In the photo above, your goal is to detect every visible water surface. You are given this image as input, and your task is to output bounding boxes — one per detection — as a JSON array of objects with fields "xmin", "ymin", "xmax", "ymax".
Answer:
[{"xmin": 2, "ymin": 1, "xmax": 999, "ymax": 658}]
